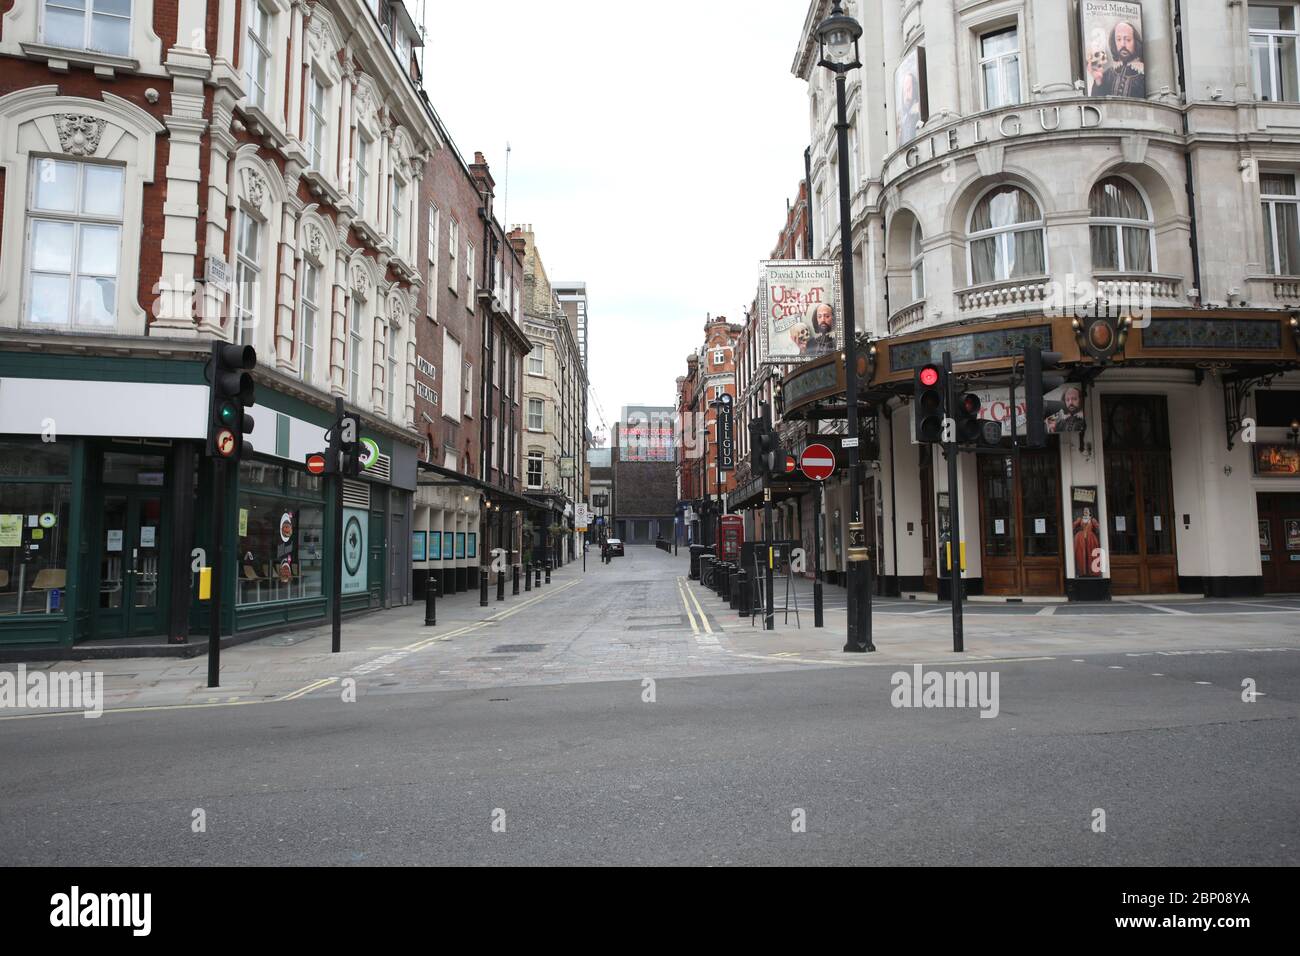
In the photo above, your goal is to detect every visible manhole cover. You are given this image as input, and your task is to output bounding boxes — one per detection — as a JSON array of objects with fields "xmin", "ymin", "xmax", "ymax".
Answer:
[{"xmin": 493, "ymin": 644, "xmax": 546, "ymax": 653}]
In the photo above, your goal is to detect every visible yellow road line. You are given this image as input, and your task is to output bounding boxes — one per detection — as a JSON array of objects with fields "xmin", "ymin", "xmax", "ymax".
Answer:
[
  {"xmin": 676, "ymin": 574, "xmax": 696, "ymax": 634},
  {"xmin": 0, "ymin": 698, "xmax": 265, "ymax": 721},
  {"xmin": 683, "ymin": 580, "xmax": 714, "ymax": 635},
  {"xmin": 277, "ymin": 676, "xmax": 339, "ymax": 702}
]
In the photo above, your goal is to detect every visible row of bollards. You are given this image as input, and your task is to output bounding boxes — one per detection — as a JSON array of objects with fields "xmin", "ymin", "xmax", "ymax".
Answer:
[
  {"xmin": 693, "ymin": 551, "xmax": 752, "ymax": 618},
  {"xmin": 428, "ymin": 561, "xmax": 554, "ymax": 625}
]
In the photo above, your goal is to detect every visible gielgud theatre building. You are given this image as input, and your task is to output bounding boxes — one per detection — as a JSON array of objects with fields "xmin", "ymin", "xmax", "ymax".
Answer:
[{"xmin": 785, "ymin": 0, "xmax": 1300, "ymax": 600}]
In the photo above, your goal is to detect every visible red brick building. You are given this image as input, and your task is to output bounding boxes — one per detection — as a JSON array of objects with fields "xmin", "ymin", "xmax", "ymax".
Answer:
[
  {"xmin": 0, "ymin": 1, "xmax": 529, "ymax": 647},
  {"xmin": 676, "ymin": 316, "xmax": 742, "ymax": 545}
]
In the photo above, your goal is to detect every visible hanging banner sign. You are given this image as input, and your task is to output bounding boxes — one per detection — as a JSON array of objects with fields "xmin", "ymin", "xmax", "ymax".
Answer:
[{"xmin": 716, "ymin": 393, "xmax": 735, "ymax": 472}]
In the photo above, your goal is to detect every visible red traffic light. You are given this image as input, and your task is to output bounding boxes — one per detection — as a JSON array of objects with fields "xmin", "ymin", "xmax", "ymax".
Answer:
[
  {"xmin": 919, "ymin": 366, "xmax": 940, "ymax": 387},
  {"xmin": 961, "ymin": 393, "xmax": 981, "ymax": 415}
]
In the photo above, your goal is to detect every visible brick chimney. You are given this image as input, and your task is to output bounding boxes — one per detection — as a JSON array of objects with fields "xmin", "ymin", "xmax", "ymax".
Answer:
[{"xmin": 470, "ymin": 151, "xmax": 495, "ymax": 199}]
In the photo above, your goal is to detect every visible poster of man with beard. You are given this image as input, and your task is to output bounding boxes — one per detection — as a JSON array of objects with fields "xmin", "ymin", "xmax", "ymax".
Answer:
[{"xmin": 1081, "ymin": 1, "xmax": 1146, "ymax": 99}]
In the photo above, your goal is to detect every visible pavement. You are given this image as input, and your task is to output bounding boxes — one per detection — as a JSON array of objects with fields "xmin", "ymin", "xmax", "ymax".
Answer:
[
  {"xmin": 2, "ymin": 545, "xmax": 1298, "ymax": 865},
  {"xmin": 0, "ymin": 545, "xmax": 1297, "ymax": 719}
]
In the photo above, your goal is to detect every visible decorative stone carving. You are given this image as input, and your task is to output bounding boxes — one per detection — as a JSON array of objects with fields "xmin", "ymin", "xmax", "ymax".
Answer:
[
  {"xmin": 55, "ymin": 114, "xmax": 106, "ymax": 156},
  {"xmin": 306, "ymin": 5, "xmax": 338, "ymax": 59},
  {"xmin": 389, "ymin": 298, "xmax": 405, "ymax": 330},
  {"xmin": 354, "ymin": 74, "xmax": 378, "ymax": 127},
  {"xmin": 243, "ymin": 167, "xmax": 267, "ymax": 208},
  {"xmin": 351, "ymin": 261, "xmax": 371, "ymax": 298},
  {"xmin": 305, "ymin": 224, "xmax": 324, "ymax": 260}
]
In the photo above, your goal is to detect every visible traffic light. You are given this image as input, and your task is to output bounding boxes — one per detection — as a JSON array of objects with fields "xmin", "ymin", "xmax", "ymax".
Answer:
[
  {"xmin": 749, "ymin": 404, "xmax": 781, "ymax": 478},
  {"xmin": 1023, "ymin": 345, "xmax": 1065, "ymax": 448},
  {"xmin": 207, "ymin": 342, "xmax": 256, "ymax": 460},
  {"xmin": 328, "ymin": 410, "xmax": 363, "ymax": 478},
  {"xmin": 956, "ymin": 392, "xmax": 1003, "ymax": 446},
  {"xmin": 914, "ymin": 363, "xmax": 946, "ymax": 443},
  {"xmin": 955, "ymin": 392, "xmax": 983, "ymax": 445}
]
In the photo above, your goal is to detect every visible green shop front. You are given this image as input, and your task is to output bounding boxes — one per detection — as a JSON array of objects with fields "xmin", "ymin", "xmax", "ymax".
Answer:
[{"xmin": 0, "ymin": 348, "xmax": 416, "ymax": 651}]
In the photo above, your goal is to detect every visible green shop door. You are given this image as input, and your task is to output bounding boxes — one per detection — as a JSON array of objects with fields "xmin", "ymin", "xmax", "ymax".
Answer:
[{"xmin": 93, "ymin": 491, "xmax": 167, "ymax": 639}]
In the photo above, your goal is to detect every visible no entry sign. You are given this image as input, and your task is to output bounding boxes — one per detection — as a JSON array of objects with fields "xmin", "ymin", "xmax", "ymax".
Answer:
[
  {"xmin": 305, "ymin": 453, "xmax": 328, "ymax": 475},
  {"xmin": 800, "ymin": 443, "xmax": 835, "ymax": 482}
]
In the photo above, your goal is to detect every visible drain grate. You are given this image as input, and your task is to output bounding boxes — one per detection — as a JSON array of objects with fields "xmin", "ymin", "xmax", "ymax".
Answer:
[{"xmin": 493, "ymin": 644, "xmax": 546, "ymax": 653}]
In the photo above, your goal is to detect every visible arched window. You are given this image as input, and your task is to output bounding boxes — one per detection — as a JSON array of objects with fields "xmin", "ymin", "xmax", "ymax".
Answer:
[
  {"xmin": 968, "ymin": 185, "xmax": 1045, "ymax": 284},
  {"xmin": 1089, "ymin": 176, "xmax": 1153, "ymax": 272},
  {"xmin": 910, "ymin": 221, "xmax": 926, "ymax": 300}
]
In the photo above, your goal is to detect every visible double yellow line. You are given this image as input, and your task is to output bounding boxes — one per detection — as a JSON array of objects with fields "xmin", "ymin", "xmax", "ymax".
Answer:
[
  {"xmin": 277, "ymin": 676, "xmax": 339, "ymax": 701},
  {"xmin": 676, "ymin": 576, "xmax": 714, "ymax": 636}
]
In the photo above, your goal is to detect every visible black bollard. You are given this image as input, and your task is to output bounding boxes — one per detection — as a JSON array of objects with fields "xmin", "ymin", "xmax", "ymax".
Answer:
[
  {"xmin": 497, "ymin": 570, "xmax": 505, "ymax": 602},
  {"xmin": 479, "ymin": 569, "xmax": 489, "ymax": 607},
  {"xmin": 545, "ymin": 562, "xmax": 551, "ymax": 584},
  {"xmin": 512, "ymin": 564, "xmax": 520, "ymax": 595},
  {"xmin": 424, "ymin": 576, "xmax": 437, "ymax": 626},
  {"xmin": 535, "ymin": 563, "xmax": 542, "ymax": 587},
  {"xmin": 524, "ymin": 563, "xmax": 532, "ymax": 591}
]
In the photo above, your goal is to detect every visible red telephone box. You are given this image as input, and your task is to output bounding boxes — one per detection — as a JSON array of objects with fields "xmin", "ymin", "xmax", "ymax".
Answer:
[{"xmin": 719, "ymin": 514, "xmax": 745, "ymax": 561}]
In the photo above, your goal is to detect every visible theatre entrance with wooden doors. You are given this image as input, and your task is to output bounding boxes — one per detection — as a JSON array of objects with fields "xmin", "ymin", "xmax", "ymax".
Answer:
[
  {"xmin": 1257, "ymin": 492, "xmax": 1300, "ymax": 593},
  {"xmin": 1101, "ymin": 395, "xmax": 1178, "ymax": 595},
  {"xmin": 976, "ymin": 446, "xmax": 1065, "ymax": 596}
]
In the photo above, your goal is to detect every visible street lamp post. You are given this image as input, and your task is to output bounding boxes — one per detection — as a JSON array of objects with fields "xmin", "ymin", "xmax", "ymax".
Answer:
[{"xmin": 817, "ymin": 0, "xmax": 874, "ymax": 653}]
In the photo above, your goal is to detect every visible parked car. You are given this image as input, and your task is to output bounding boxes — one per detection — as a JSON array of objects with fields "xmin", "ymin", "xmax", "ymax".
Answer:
[{"xmin": 605, "ymin": 538, "xmax": 625, "ymax": 557}]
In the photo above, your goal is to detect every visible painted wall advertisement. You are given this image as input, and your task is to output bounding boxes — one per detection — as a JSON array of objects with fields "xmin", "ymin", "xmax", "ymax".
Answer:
[
  {"xmin": 757, "ymin": 260, "xmax": 842, "ymax": 365},
  {"xmin": 1080, "ymin": 1, "xmax": 1146, "ymax": 99},
  {"xmin": 341, "ymin": 507, "xmax": 368, "ymax": 594}
]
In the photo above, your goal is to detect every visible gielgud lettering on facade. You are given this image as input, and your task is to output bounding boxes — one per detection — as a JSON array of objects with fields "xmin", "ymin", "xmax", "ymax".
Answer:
[{"xmin": 900, "ymin": 103, "xmax": 1104, "ymax": 171}]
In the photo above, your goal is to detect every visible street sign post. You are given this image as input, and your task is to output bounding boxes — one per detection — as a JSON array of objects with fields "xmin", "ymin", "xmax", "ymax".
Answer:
[
  {"xmin": 799, "ymin": 443, "xmax": 835, "ymax": 482},
  {"xmin": 800, "ymin": 443, "xmax": 835, "ymax": 628},
  {"xmin": 576, "ymin": 503, "xmax": 589, "ymax": 573}
]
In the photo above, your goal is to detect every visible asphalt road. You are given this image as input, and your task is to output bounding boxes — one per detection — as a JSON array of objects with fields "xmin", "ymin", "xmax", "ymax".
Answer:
[{"xmin": 2, "ymin": 646, "xmax": 1297, "ymax": 865}]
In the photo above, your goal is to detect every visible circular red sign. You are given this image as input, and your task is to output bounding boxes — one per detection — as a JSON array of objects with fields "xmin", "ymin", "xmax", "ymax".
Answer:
[
  {"xmin": 215, "ymin": 428, "xmax": 236, "ymax": 457},
  {"xmin": 800, "ymin": 443, "xmax": 836, "ymax": 481},
  {"xmin": 306, "ymin": 454, "xmax": 327, "ymax": 475}
]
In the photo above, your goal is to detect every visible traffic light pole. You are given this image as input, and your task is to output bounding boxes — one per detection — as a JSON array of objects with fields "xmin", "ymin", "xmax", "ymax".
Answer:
[
  {"xmin": 207, "ymin": 457, "xmax": 225, "ymax": 688},
  {"xmin": 942, "ymin": 351, "xmax": 965, "ymax": 653},
  {"xmin": 331, "ymin": 397, "xmax": 344, "ymax": 654}
]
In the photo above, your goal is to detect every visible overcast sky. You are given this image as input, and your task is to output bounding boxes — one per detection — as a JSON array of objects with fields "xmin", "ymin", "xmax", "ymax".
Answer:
[{"xmin": 421, "ymin": 0, "xmax": 811, "ymax": 441}]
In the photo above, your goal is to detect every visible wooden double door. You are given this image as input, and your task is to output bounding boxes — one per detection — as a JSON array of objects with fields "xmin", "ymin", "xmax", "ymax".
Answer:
[
  {"xmin": 1258, "ymin": 493, "xmax": 1300, "ymax": 593},
  {"xmin": 1101, "ymin": 396, "xmax": 1178, "ymax": 595},
  {"xmin": 977, "ymin": 447, "xmax": 1065, "ymax": 596}
]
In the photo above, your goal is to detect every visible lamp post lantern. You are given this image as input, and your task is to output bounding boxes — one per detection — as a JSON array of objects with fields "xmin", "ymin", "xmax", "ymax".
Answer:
[{"xmin": 817, "ymin": 0, "xmax": 874, "ymax": 653}]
